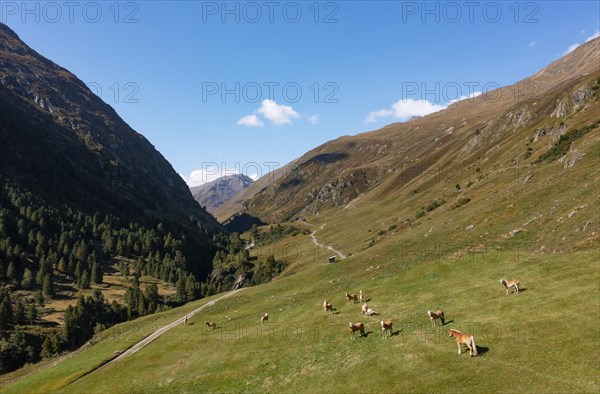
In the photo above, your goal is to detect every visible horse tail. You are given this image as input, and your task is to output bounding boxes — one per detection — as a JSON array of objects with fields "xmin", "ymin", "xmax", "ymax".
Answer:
[
  {"xmin": 470, "ymin": 336, "xmax": 478, "ymax": 356},
  {"xmin": 440, "ymin": 311, "xmax": 445, "ymax": 324}
]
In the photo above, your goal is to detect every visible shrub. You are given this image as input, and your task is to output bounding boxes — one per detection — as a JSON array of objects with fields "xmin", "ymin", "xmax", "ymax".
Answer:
[
  {"xmin": 535, "ymin": 121, "xmax": 599, "ymax": 163},
  {"xmin": 457, "ymin": 197, "xmax": 471, "ymax": 206},
  {"xmin": 423, "ymin": 199, "xmax": 446, "ymax": 212}
]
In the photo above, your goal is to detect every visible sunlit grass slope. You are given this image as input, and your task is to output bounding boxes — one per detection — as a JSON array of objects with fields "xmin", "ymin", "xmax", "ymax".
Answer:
[{"xmin": 4, "ymin": 230, "xmax": 598, "ymax": 392}]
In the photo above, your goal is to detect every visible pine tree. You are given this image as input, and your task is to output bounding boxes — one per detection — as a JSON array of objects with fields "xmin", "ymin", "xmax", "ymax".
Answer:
[
  {"xmin": 79, "ymin": 270, "xmax": 90, "ymax": 289},
  {"xmin": 116, "ymin": 239, "xmax": 124, "ymax": 256},
  {"xmin": 0, "ymin": 297, "xmax": 14, "ymax": 328},
  {"xmin": 42, "ymin": 273, "xmax": 54, "ymax": 299},
  {"xmin": 51, "ymin": 334, "xmax": 63, "ymax": 354},
  {"xmin": 35, "ymin": 290, "xmax": 45, "ymax": 307},
  {"xmin": 40, "ymin": 336, "xmax": 53, "ymax": 358},
  {"xmin": 74, "ymin": 261, "xmax": 82, "ymax": 278},
  {"xmin": 21, "ymin": 268, "xmax": 34, "ymax": 289},
  {"xmin": 137, "ymin": 296, "xmax": 146, "ymax": 316},
  {"xmin": 185, "ymin": 275, "xmax": 198, "ymax": 301},
  {"xmin": 14, "ymin": 300, "xmax": 25, "ymax": 325},
  {"xmin": 175, "ymin": 278, "xmax": 186, "ymax": 302},
  {"xmin": 91, "ymin": 263, "xmax": 103, "ymax": 284},
  {"xmin": 143, "ymin": 283, "xmax": 159, "ymax": 313},
  {"xmin": 6, "ymin": 261, "xmax": 16, "ymax": 283},
  {"xmin": 57, "ymin": 257, "xmax": 67, "ymax": 274},
  {"xmin": 26, "ymin": 303, "xmax": 37, "ymax": 324}
]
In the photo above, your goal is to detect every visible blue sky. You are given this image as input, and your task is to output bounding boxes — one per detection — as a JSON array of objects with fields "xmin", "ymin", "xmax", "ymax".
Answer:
[{"xmin": 2, "ymin": 1, "xmax": 598, "ymax": 186}]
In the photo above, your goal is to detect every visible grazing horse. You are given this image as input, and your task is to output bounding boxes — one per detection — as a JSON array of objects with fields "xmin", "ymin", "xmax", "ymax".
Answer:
[
  {"xmin": 205, "ymin": 321, "xmax": 217, "ymax": 330},
  {"xmin": 323, "ymin": 300, "xmax": 334, "ymax": 314},
  {"xmin": 359, "ymin": 290, "xmax": 363, "ymax": 303},
  {"xmin": 448, "ymin": 329, "xmax": 478, "ymax": 356},
  {"xmin": 365, "ymin": 307, "xmax": 378, "ymax": 316},
  {"xmin": 261, "ymin": 313, "xmax": 269, "ymax": 324},
  {"xmin": 345, "ymin": 292, "xmax": 359, "ymax": 304},
  {"xmin": 500, "ymin": 278, "xmax": 520, "ymax": 295},
  {"xmin": 184, "ymin": 315, "xmax": 188, "ymax": 325},
  {"xmin": 380, "ymin": 320, "xmax": 393, "ymax": 338},
  {"xmin": 427, "ymin": 310, "xmax": 445, "ymax": 328},
  {"xmin": 349, "ymin": 322, "xmax": 365, "ymax": 339},
  {"xmin": 361, "ymin": 303, "xmax": 369, "ymax": 315}
]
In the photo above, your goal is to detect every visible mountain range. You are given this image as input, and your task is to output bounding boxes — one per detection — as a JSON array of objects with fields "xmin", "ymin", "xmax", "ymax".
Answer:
[
  {"xmin": 0, "ymin": 22, "xmax": 599, "ymax": 392},
  {"xmin": 217, "ymin": 37, "xmax": 600, "ymax": 254},
  {"xmin": 190, "ymin": 174, "xmax": 253, "ymax": 214}
]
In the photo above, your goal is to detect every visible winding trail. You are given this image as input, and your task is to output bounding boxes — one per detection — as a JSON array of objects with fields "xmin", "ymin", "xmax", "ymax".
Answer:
[
  {"xmin": 110, "ymin": 289, "xmax": 242, "ymax": 363},
  {"xmin": 310, "ymin": 223, "xmax": 347, "ymax": 260},
  {"xmin": 1, "ymin": 289, "xmax": 244, "ymax": 389}
]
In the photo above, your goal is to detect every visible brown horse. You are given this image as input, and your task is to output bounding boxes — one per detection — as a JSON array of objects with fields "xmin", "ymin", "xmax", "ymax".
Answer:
[
  {"xmin": 448, "ymin": 329, "xmax": 478, "ymax": 356},
  {"xmin": 261, "ymin": 313, "xmax": 269, "ymax": 324},
  {"xmin": 345, "ymin": 292, "xmax": 359, "ymax": 304},
  {"xmin": 205, "ymin": 321, "xmax": 217, "ymax": 330},
  {"xmin": 427, "ymin": 310, "xmax": 445, "ymax": 328},
  {"xmin": 323, "ymin": 300, "xmax": 334, "ymax": 314},
  {"xmin": 380, "ymin": 320, "xmax": 393, "ymax": 338},
  {"xmin": 500, "ymin": 278, "xmax": 520, "ymax": 295},
  {"xmin": 349, "ymin": 322, "xmax": 365, "ymax": 339}
]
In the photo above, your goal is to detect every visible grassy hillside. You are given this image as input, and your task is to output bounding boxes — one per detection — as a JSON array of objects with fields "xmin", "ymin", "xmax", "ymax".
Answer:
[
  {"xmin": 2, "ymin": 26, "xmax": 598, "ymax": 394},
  {"xmin": 226, "ymin": 38, "xmax": 599, "ymax": 229},
  {"xmin": 3, "ymin": 229, "xmax": 598, "ymax": 392}
]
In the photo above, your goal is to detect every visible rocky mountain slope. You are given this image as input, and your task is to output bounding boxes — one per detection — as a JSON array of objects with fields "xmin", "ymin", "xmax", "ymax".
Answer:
[
  {"xmin": 0, "ymin": 23, "xmax": 220, "ymax": 232},
  {"xmin": 222, "ymin": 38, "xmax": 599, "ymax": 253},
  {"xmin": 190, "ymin": 174, "xmax": 253, "ymax": 214}
]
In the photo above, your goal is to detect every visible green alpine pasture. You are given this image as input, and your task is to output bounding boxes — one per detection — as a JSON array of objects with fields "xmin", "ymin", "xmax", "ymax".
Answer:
[{"xmin": 3, "ymin": 231, "xmax": 598, "ymax": 393}]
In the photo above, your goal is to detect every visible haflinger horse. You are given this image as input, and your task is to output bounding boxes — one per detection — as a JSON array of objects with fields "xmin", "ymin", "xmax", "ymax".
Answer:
[
  {"xmin": 261, "ymin": 313, "xmax": 269, "ymax": 324},
  {"xmin": 323, "ymin": 300, "xmax": 334, "ymax": 314},
  {"xmin": 380, "ymin": 320, "xmax": 393, "ymax": 339},
  {"xmin": 205, "ymin": 321, "xmax": 217, "ymax": 330},
  {"xmin": 448, "ymin": 329, "xmax": 478, "ymax": 357},
  {"xmin": 365, "ymin": 307, "xmax": 378, "ymax": 316},
  {"xmin": 361, "ymin": 302, "xmax": 369, "ymax": 315},
  {"xmin": 349, "ymin": 322, "xmax": 365, "ymax": 339},
  {"xmin": 500, "ymin": 278, "xmax": 520, "ymax": 295},
  {"xmin": 345, "ymin": 292, "xmax": 359, "ymax": 304},
  {"xmin": 427, "ymin": 309, "xmax": 445, "ymax": 328}
]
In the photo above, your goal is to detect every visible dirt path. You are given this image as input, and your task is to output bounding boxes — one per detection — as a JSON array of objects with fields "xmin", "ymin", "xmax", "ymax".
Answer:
[
  {"xmin": 310, "ymin": 224, "xmax": 347, "ymax": 260},
  {"xmin": 110, "ymin": 289, "xmax": 242, "ymax": 363}
]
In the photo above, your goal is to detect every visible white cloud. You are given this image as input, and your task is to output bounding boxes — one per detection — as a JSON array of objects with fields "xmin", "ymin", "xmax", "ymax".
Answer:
[
  {"xmin": 237, "ymin": 114, "xmax": 264, "ymax": 127},
  {"xmin": 391, "ymin": 99, "xmax": 446, "ymax": 118},
  {"xmin": 237, "ymin": 99, "xmax": 302, "ymax": 127},
  {"xmin": 257, "ymin": 99, "xmax": 300, "ymax": 125},
  {"xmin": 308, "ymin": 114, "xmax": 320, "ymax": 125},
  {"xmin": 528, "ymin": 40, "xmax": 536, "ymax": 47},
  {"xmin": 181, "ymin": 168, "xmax": 239, "ymax": 187},
  {"xmin": 564, "ymin": 30, "xmax": 599, "ymax": 55},
  {"xmin": 365, "ymin": 108, "xmax": 394, "ymax": 123},
  {"xmin": 366, "ymin": 99, "xmax": 446, "ymax": 123},
  {"xmin": 587, "ymin": 30, "xmax": 600, "ymax": 41},
  {"xmin": 449, "ymin": 91, "xmax": 482, "ymax": 104}
]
